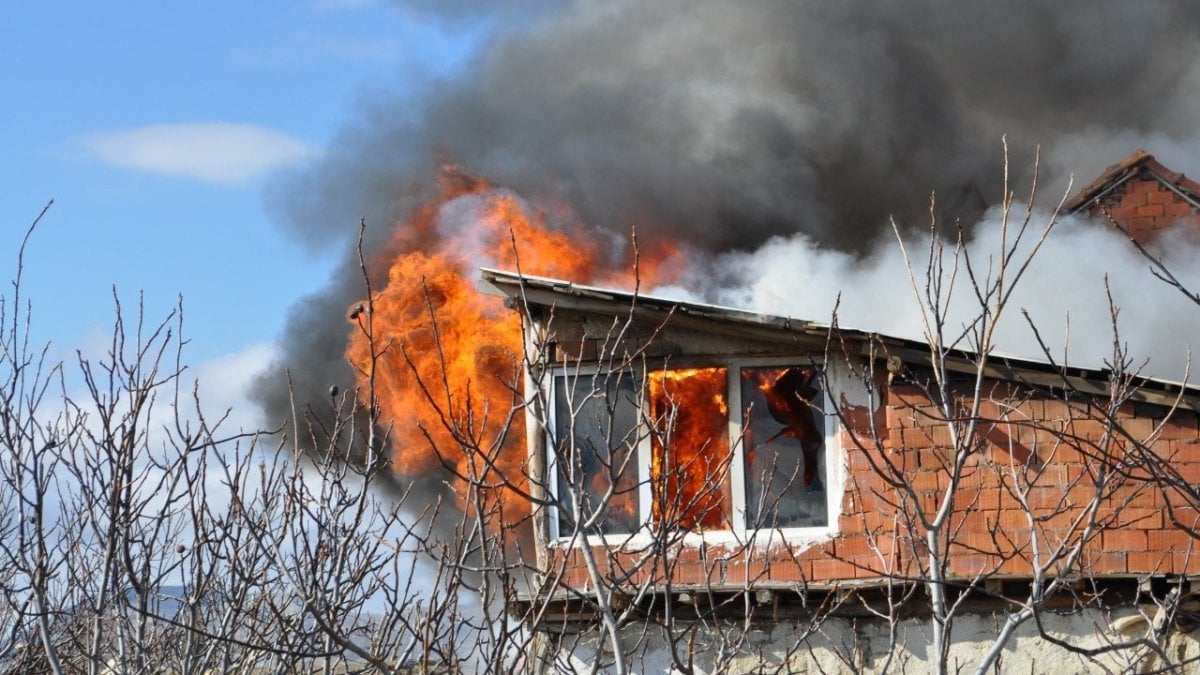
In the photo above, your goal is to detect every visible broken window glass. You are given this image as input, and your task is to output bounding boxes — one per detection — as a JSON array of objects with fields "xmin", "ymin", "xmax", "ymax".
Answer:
[
  {"xmin": 553, "ymin": 372, "xmax": 641, "ymax": 535},
  {"xmin": 648, "ymin": 367, "xmax": 733, "ymax": 530},
  {"xmin": 740, "ymin": 366, "xmax": 827, "ymax": 528}
]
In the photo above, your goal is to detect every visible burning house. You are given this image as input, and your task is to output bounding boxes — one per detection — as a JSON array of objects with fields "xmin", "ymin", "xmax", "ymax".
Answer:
[
  {"xmin": 240, "ymin": 0, "xmax": 1200, "ymax": 669},
  {"xmin": 467, "ymin": 154, "xmax": 1200, "ymax": 672}
]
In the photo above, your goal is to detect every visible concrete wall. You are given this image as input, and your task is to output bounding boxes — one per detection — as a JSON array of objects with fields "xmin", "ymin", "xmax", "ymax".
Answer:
[{"xmin": 545, "ymin": 607, "xmax": 1200, "ymax": 674}]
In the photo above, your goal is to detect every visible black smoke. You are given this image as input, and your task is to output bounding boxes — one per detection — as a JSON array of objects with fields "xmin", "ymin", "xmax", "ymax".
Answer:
[{"xmin": 256, "ymin": 0, "xmax": 1200, "ymax": 458}]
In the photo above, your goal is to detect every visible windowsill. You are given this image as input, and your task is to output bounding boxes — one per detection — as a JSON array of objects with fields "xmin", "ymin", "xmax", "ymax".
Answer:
[{"xmin": 547, "ymin": 525, "xmax": 837, "ymax": 554}]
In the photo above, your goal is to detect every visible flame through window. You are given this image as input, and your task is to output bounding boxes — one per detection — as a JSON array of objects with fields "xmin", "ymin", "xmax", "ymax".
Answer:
[
  {"xmin": 740, "ymin": 366, "xmax": 827, "ymax": 528},
  {"xmin": 550, "ymin": 364, "xmax": 829, "ymax": 537},
  {"xmin": 648, "ymin": 367, "xmax": 732, "ymax": 530}
]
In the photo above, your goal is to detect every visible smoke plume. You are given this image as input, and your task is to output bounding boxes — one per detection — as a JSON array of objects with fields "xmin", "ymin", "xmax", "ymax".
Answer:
[{"xmin": 256, "ymin": 1, "xmax": 1200, "ymax": 466}]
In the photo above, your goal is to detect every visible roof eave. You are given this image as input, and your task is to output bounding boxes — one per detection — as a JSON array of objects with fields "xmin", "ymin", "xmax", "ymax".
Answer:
[{"xmin": 479, "ymin": 268, "xmax": 1200, "ymax": 409}]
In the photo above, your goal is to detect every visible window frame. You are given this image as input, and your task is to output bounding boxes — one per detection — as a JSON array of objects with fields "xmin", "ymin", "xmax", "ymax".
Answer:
[
  {"xmin": 545, "ymin": 356, "xmax": 842, "ymax": 546},
  {"xmin": 545, "ymin": 366, "xmax": 651, "ymax": 541}
]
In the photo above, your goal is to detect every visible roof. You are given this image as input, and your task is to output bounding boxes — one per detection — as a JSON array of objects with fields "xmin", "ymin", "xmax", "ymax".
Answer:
[
  {"xmin": 1064, "ymin": 148, "xmax": 1200, "ymax": 213},
  {"xmin": 479, "ymin": 268, "xmax": 1200, "ymax": 411}
]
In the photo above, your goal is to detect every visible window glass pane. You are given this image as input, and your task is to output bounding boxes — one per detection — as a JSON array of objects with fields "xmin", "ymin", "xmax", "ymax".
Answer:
[
  {"xmin": 648, "ymin": 367, "xmax": 732, "ymax": 530},
  {"xmin": 740, "ymin": 366, "xmax": 827, "ymax": 528},
  {"xmin": 553, "ymin": 372, "xmax": 641, "ymax": 535}
]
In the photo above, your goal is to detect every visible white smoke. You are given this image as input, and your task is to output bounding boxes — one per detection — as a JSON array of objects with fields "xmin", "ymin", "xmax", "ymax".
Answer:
[{"xmin": 663, "ymin": 209, "xmax": 1200, "ymax": 383}]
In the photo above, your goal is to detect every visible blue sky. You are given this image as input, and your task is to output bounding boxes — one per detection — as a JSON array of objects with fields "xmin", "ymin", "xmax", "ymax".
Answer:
[
  {"xmin": 1, "ymin": 2, "xmax": 482, "ymax": 419},
  {"xmin": 9, "ymin": 2, "xmax": 1200, "ymax": 431}
]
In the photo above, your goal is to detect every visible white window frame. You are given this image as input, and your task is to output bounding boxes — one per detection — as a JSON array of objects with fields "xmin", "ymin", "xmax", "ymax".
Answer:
[
  {"xmin": 546, "ymin": 357, "xmax": 843, "ymax": 547},
  {"xmin": 546, "ymin": 366, "xmax": 650, "ymax": 542}
]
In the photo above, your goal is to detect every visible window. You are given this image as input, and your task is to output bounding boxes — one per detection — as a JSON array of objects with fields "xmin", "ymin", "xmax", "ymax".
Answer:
[
  {"xmin": 739, "ymin": 366, "xmax": 828, "ymax": 528},
  {"xmin": 648, "ymin": 367, "xmax": 732, "ymax": 530},
  {"xmin": 551, "ymin": 371, "xmax": 642, "ymax": 535},
  {"xmin": 548, "ymin": 362, "xmax": 835, "ymax": 540}
]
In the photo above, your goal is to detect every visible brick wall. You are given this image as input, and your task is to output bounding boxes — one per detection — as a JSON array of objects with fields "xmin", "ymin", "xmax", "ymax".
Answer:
[
  {"xmin": 547, "ymin": 376, "xmax": 1200, "ymax": 590},
  {"xmin": 1083, "ymin": 172, "xmax": 1200, "ymax": 243}
]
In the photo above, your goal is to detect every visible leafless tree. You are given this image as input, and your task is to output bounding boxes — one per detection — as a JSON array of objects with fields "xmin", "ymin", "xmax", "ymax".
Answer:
[
  {"xmin": 9, "ymin": 142, "xmax": 1200, "ymax": 675},
  {"xmin": 820, "ymin": 149, "xmax": 1176, "ymax": 673},
  {"xmin": 0, "ymin": 207, "xmax": 530, "ymax": 674}
]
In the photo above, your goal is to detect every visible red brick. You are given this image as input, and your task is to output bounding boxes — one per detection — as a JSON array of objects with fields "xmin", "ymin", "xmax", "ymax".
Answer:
[
  {"xmin": 1128, "ymin": 550, "xmax": 1172, "ymax": 575},
  {"xmin": 889, "ymin": 386, "xmax": 930, "ymax": 408},
  {"xmin": 1102, "ymin": 528, "xmax": 1149, "ymax": 552},
  {"xmin": 1122, "ymin": 186, "xmax": 1151, "ymax": 202},
  {"xmin": 1131, "ymin": 216, "xmax": 1158, "ymax": 231},
  {"xmin": 952, "ymin": 489, "xmax": 983, "ymax": 511},
  {"xmin": 1027, "ymin": 486, "xmax": 1068, "ymax": 510},
  {"xmin": 1034, "ymin": 399, "xmax": 1066, "ymax": 420},
  {"xmin": 1158, "ymin": 417, "xmax": 1198, "ymax": 441},
  {"xmin": 862, "ymin": 507, "xmax": 901, "ymax": 532},
  {"xmin": 1137, "ymin": 204, "xmax": 1166, "ymax": 217},
  {"xmin": 1171, "ymin": 438, "xmax": 1200, "ymax": 456},
  {"xmin": 795, "ymin": 546, "xmax": 828, "ymax": 563},
  {"xmin": 834, "ymin": 535, "xmax": 874, "ymax": 558},
  {"xmin": 663, "ymin": 562, "xmax": 700, "ymax": 584},
  {"xmin": 957, "ymin": 529, "xmax": 1002, "ymax": 552},
  {"xmin": 1066, "ymin": 486, "xmax": 1105, "ymax": 508},
  {"xmin": 953, "ymin": 504, "xmax": 992, "ymax": 528},
  {"xmin": 1174, "ymin": 550, "xmax": 1200, "ymax": 574},
  {"xmin": 1086, "ymin": 550, "xmax": 1128, "ymax": 575},
  {"xmin": 1076, "ymin": 420, "xmax": 1118, "ymax": 441},
  {"xmin": 866, "ymin": 553, "xmax": 908, "ymax": 578},
  {"xmin": 1147, "ymin": 189, "xmax": 1176, "ymax": 204},
  {"xmin": 1033, "ymin": 464, "xmax": 1070, "ymax": 485},
  {"xmin": 949, "ymin": 554, "xmax": 996, "ymax": 577},
  {"xmin": 1165, "ymin": 201, "xmax": 1196, "ymax": 217},
  {"xmin": 770, "ymin": 559, "xmax": 810, "ymax": 582},
  {"xmin": 872, "ymin": 534, "xmax": 898, "ymax": 556},
  {"xmin": 1105, "ymin": 487, "xmax": 1158, "ymax": 511},
  {"xmin": 903, "ymin": 404, "xmax": 935, "ymax": 428},
  {"xmin": 1128, "ymin": 179, "xmax": 1157, "ymax": 194},
  {"xmin": 846, "ymin": 447, "xmax": 876, "ymax": 472},
  {"xmin": 1146, "ymin": 528, "xmax": 1199, "ymax": 551},
  {"xmin": 949, "ymin": 465, "xmax": 979, "ymax": 491},
  {"xmin": 909, "ymin": 470, "xmax": 941, "ymax": 493},
  {"xmin": 997, "ymin": 508, "xmax": 1032, "ymax": 532},
  {"xmin": 722, "ymin": 560, "xmax": 769, "ymax": 585},
  {"xmin": 811, "ymin": 557, "xmax": 856, "ymax": 580},
  {"xmin": 1172, "ymin": 460, "xmax": 1200, "ymax": 484},
  {"xmin": 975, "ymin": 488, "xmax": 1001, "ymax": 511},
  {"xmin": 839, "ymin": 402, "xmax": 883, "ymax": 435},
  {"xmin": 901, "ymin": 427, "xmax": 936, "ymax": 450},
  {"xmin": 850, "ymin": 557, "xmax": 885, "ymax": 578},
  {"xmin": 1116, "ymin": 508, "xmax": 1163, "ymax": 529},
  {"xmin": 1120, "ymin": 417, "xmax": 1156, "ymax": 441},
  {"xmin": 997, "ymin": 553, "xmax": 1034, "ymax": 576},
  {"xmin": 838, "ymin": 513, "xmax": 865, "ymax": 533},
  {"xmin": 917, "ymin": 492, "xmax": 944, "ymax": 515}
]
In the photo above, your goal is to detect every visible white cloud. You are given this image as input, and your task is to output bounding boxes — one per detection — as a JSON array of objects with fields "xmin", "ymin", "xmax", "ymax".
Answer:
[
  {"xmin": 82, "ymin": 123, "xmax": 318, "ymax": 185},
  {"xmin": 186, "ymin": 341, "xmax": 282, "ymax": 433},
  {"xmin": 129, "ymin": 341, "xmax": 281, "ymax": 441}
]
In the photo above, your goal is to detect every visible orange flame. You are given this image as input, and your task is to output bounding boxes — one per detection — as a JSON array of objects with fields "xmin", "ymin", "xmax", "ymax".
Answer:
[
  {"xmin": 648, "ymin": 367, "xmax": 732, "ymax": 530},
  {"xmin": 345, "ymin": 168, "xmax": 680, "ymax": 515},
  {"xmin": 743, "ymin": 366, "xmax": 824, "ymax": 491}
]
